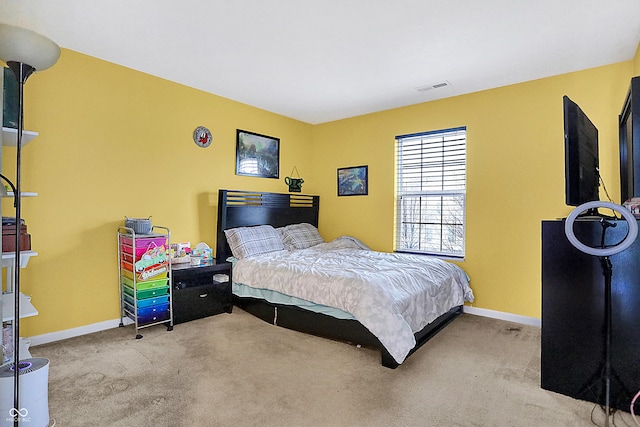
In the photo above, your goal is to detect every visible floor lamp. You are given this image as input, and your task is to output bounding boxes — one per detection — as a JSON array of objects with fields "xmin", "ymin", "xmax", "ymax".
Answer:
[
  {"xmin": 565, "ymin": 201, "xmax": 639, "ymax": 427},
  {"xmin": 0, "ymin": 23, "xmax": 59, "ymax": 426}
]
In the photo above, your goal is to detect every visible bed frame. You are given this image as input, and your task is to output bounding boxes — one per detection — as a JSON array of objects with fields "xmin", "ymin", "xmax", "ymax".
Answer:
[{"xmin": 216, "ymin": 189, "xmax": 463, "ymax": 368}]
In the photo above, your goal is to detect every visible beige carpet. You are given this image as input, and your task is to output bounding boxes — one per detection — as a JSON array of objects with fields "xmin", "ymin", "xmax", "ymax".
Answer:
[{"xmin": 29, "ymin": 309, "xmax": 629, "ymax": 426}]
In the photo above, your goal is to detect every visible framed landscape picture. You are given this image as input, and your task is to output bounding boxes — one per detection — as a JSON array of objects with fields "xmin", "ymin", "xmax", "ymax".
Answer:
[
  {"xmin": 337, "ymin": 165, "xmax": 368, "ymax": 196},
  {"xmin": 236, "ymin": 129, "xmax": 280, "ymax": 178}
]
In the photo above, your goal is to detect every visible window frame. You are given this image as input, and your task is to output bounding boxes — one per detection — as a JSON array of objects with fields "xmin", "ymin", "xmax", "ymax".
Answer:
[{"xmin": 394, "ymin": 126, "xmax": 467, "ymax": 259}]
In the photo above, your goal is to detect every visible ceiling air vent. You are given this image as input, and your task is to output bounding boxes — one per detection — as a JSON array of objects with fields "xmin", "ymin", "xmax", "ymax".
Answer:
[{"xmin": 415, "ymin": 81, "xmax": 451, "ymax": 92}]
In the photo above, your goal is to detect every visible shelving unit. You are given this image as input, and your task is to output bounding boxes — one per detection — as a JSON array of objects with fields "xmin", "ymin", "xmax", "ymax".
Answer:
[
  {"xmin": 0, "ymin": 119, "xmax": 40, "ymax": 364},
  {"xmin": 0, "ymin": 218, "xmax": 39, "ymax": 364},
  {"xmin": 1, "ymin": 127, "xmax": 38, "ymax": 147},
  {"xmin": 3, "ymin": 191, "xmax": 38, "ymax": 197},
  {"xmin": 117, "ymin": 226, "xmax": 173, "ymax": 338},
  {"xmin": 1, "ymin": 292, "xmax": 37, "ymax": 322},
  {"xmin": 1, "ymin": 251, "xmax": 39, "ymax": 323}
]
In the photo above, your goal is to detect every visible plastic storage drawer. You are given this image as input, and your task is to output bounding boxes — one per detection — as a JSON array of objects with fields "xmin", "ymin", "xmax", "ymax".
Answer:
[
  {"xmin": 123, "ymin": 284, "xmax": 169, "ymax": 299},
  {"xmin": 124, "ymin": 301, "xmax": 170, "ymax": 317},
  {"xmin": 122, "ymin": 264, "xmax": 168, "ymax": 282},
  {"xmin": 120, "ymin": 259, "xmax": 169, "ymax": 273},
  {"xmin": 120, "ymin": 243, "xmax": 157, "ymax": 259},
  {"xmin": 137, "ymin": 310, "xmax": 170, "ymax": 325},
  {"xmin": 121, "ymin": 235, "xmax": 167, "ymax": 252},
  {"xmin": 121, "ymin": 235, "xmax": 167, "ymax": 247},
  {"xmin": 124, "ymin": 309, "xmax": 170, "ymax": 325},
  {"xmin": 120, "ymin": 243, "xmax": 169, "ymax": 261},
  {"xmin": 124, "ymin": 293, "xmax": 169, "ymax": 308},
  {"xmin": 121, "ymin": 275, "xmax": 169, "ymax": 290}
]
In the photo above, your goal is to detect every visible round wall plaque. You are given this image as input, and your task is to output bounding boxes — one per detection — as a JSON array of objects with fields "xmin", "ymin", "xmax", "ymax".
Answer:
[{"xmin": 193, "ymin": 126, "xmax": 213, "ymax": 148}]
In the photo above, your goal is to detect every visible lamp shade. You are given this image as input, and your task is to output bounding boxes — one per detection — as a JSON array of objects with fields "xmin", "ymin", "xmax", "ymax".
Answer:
[{"xmin": 0, "ymin": 23, "xmax": 60, "ymax": 70}]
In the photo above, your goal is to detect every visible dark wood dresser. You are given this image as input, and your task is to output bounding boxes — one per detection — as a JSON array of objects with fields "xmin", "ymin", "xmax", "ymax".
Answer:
[{"xmin": 541, "ymin": 219, "xmax": 640, "ymax": 411}]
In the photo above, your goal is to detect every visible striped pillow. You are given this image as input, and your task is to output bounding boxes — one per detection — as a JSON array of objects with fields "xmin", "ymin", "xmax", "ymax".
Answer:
[
  {"xmin": 279, "ymin": 223, "xmax": 325, "ymax": 250},
  {"xmin": 224, "ymin": 225, "xmax": 284, "ymax": 259}
]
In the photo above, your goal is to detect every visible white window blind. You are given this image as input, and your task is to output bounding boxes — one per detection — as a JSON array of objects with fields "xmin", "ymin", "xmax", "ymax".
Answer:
[{"xmin": 395, "ymin": 127, "xmax": 466, "ymax": 258}]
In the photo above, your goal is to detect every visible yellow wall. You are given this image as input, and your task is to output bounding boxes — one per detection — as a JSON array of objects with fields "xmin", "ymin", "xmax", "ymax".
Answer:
[
  {"xmin": 311, "ymin": 62, "xmax": 634, "ymax": 318},
  {"xmin": 4, "ymin": 45, "xmax": 639, "ymax": 338},
  {"xmin": 3, "ymin": 49, "xmax": 314, "ymax": 336}
]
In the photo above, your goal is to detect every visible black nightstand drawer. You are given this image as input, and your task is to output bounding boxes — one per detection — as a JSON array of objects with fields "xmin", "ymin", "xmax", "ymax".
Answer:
[
  {"xmin": 173, "ymin": 283, "xmax": 229, "ymax": 324},
  {"xmin": 171, "ymin": 261, "xmax": 232, "ymax": 324}
]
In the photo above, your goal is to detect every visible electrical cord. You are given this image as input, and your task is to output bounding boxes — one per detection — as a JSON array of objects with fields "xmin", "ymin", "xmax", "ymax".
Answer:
[
  {"xmin": 589, "ymin": 403, "xmax": 634, "ymax": 427},
  {"xmin": 599, "ymin": 174, "xmax": 616, "ymax": 207},
  {"xmin": 596, "ymin": 172, "xmax": 624, "ymax": 220},
  {"xmin": 591, "ymin": 399, "xmax": 640, "ymax": 427},
  {"xmin": 591, "ymin": 403, "xmax": 612, "ymax": 426},
  {"xmin": 632, "ymin": 388, "xmax": 640, "ymax": 426}
]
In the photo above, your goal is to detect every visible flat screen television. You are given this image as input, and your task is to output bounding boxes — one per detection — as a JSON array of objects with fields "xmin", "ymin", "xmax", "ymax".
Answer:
[{"xmin": 563, "ymin": 95, "xmax": 600, "ymax": 208}]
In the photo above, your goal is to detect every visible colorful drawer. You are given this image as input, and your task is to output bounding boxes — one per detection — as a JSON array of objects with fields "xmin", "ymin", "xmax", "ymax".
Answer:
[
  {"xmin": 121, "ymin": 275, "xmax": 169, "ymax": 290},
  {"xmin": 124, "ymin": 301, "xmax": 170, "ymax": 317},
  {"xmin": 120, "ymin": 235, "xmax": 167, "ymax": 247},
  {"xmin": 124, "ymin": 308, "xmax": 170, "ymax": 325},
  {"xmin": 121, "ymin": 235, "xmax": 168, "ymax": 255},
  {"xmin": 122, "ymin": 263, "xmax": 169, "ymax": 282},
  {"xmin": 137, "ymin": 310, "xmax": 170, "ymax": 325},
  {"xmin": 123, "ymin": 293, "xmax": 170, "ymax": 308},
  {"xmin": 122, "ymin": 284, "xmax": 169, "ymax": 300}
]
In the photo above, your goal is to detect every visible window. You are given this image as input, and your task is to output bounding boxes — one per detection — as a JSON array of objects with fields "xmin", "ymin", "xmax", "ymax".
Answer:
[{"xmin": 395, "ymin": 127, "xmax": 466, "ymax": 258}]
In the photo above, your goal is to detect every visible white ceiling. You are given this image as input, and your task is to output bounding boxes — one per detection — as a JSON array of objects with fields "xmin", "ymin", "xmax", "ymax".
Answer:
[{"xmin": 2, "ymin": 1, "xmax": 640, "ymax": 124}]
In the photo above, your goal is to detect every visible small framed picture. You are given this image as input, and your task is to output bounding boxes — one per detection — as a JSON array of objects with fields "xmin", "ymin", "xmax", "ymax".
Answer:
[
  {"xmin": 236, "ymin": 129, "xmax": 280, "ymax": 178},
  {"xmin": 337, "ymin": 165, "xmax": 368, "ymax": 196}
]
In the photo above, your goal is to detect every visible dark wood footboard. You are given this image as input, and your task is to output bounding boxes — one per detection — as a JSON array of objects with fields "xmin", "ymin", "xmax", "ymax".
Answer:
[
  {"xmin": 383, "ymin": 305, "xmax": 463, "ymax": 368},
  {"xmin": 234, "ymin": 295, "xmax": 463, "ymax": 368}
]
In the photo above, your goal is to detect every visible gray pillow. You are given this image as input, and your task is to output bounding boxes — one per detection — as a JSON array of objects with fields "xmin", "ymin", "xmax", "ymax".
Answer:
[
  {"xmin": 224, "ymin": 225, "xmax": 284, "ymax": 259},
  {"xmin": 278, "ymin": 223, "xmax": 325, "ymax": 250}
]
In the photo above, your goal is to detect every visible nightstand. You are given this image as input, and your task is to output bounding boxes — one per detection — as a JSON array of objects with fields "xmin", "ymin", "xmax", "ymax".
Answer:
[{"xmin": 171, "ymin": 260, "xmax": 232, "ymax": 324}]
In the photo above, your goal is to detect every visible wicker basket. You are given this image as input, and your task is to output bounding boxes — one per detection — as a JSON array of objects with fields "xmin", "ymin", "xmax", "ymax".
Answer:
[{"xmin": 125, "ymin": 216, "xmax": 152, "ymax": 234}]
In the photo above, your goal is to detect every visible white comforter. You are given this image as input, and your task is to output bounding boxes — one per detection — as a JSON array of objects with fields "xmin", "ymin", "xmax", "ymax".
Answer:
[{"xmin": 232, "ymin": 237, "xmax": 474, "ymax": 364}]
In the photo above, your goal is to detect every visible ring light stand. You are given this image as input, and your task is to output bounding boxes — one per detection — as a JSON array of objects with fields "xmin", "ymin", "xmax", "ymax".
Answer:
[{"xmin": 565, "ymin": 201, "xmax": 638, "ymax": 426}]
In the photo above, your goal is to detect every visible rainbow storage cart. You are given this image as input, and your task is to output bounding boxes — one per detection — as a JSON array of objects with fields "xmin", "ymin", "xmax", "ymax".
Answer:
[{"xmin": 118, "ymin": 225, "xmax": 173, "ymax": 338}]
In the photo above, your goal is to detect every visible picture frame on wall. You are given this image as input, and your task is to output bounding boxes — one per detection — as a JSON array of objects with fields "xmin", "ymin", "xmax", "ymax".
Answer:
[
  {"xmin": 236, "ymin": 129, "xmax": 280, "ymax": 178},
  {"xmin": 337, "ymin": 165, "xmax": 368, "ymax": 196}
]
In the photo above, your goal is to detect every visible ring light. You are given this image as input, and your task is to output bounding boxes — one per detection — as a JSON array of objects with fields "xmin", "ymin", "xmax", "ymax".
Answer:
[{"xmin": 565, "ymin": 201, "xmax": 638, "ymax": 256}]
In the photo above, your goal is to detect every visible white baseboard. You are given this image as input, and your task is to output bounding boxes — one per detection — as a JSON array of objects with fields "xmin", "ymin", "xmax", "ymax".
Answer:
[
  {"xmin": 28, "ymin": 317, "xmax": 133, "ymax": 347},
  {"xmin": 27, "ymin": 307, "xmax": 539, "ymax": 347},
  {"xmin": 464, "ymin": 306, "xmax": 541, "ymax": 328}
]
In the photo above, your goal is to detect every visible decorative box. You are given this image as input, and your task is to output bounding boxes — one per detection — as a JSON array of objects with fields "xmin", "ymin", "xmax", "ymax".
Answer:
[{"xmin": 2, "ymin": 223, "xmax": 31, "ymax": 252}]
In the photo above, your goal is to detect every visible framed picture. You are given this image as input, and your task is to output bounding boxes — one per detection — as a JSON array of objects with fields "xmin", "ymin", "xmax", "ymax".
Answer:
[
  {"xmin": 337, "ymin": 165, "xmax": 368, "ymax": 196},
  {"xmin": 236, "ymin": 129, "xmax": 280, "ymax": 178}
]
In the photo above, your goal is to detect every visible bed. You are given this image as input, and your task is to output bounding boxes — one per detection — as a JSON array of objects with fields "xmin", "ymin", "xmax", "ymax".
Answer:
[{"xmin": 216, "ymin": 189, "xmax": 474, "ymax": 368}]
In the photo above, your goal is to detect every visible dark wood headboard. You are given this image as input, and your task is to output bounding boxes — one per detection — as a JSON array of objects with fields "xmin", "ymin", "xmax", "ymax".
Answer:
[{"xmin": 216, "ymin": 189, "xmax": 320, "ymax": 261}]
